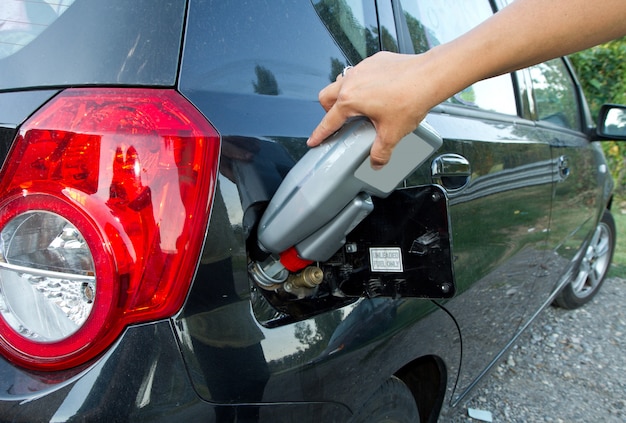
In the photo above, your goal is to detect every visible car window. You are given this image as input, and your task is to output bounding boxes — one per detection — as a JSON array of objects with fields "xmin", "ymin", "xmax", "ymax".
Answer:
[
  {"xmin": 492, "ymin": 0, "xmax": 512, "ymax": 9},
  {"xmin": 528, "ymin": 59, "xmax": 581, "ymax": 130},
  {"xmin": 312, "ymin": 0, "xmax": 380, "ymax": 64},
  {"xmin": 377, "ymin": 0, "xmax": 399, "ymax": 53},
  {"xmin": 0, "ymin": 0, "xmax": 75, "ymax": 59},
  {"xmin": 399, "ymin": 0, "xmax": 518, "ymax": 116},
  {"xmin": 0, "ymin": 0, "xmax": 185, "ymax": 90}
]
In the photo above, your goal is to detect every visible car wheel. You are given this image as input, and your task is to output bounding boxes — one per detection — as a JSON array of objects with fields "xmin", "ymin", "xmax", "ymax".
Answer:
[
  {"xmin": 349, "ymin": 376, "xmax": 420, "ymax": 423},
  {"xmin": 555, "ymin": 210, "xmax": 615, "ymax": 310}
]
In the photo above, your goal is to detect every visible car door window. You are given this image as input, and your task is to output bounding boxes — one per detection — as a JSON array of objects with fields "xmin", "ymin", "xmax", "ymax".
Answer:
[
  {"xmin": 312, "ymin": 0, "xmax": 380, "ymax": 65},
  {"xmin": 399, "ymin": 0, "xmax": 517, "ymax": 115},
  {"xmin": 529, "ymin": 58, "xmax": 581, "ymax": 130},
  {"xmin": 377, "ymin": 0, "xmax": 399, "ymax": 53}
]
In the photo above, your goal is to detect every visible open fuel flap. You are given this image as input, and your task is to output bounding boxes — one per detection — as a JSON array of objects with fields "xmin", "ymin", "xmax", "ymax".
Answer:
[{"xmin": 248, "ymin": 118, "xmax": 455, "ymax": 322}]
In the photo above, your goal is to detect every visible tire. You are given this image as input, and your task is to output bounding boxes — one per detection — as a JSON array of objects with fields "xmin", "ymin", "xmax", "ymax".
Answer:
[
  {"xmin": 555, "ymin": 209, "xmax": 615, "ymax": 310},
  {"xmin": 349, "ymin": 376, "xmax": 420, "ymax": 423}
]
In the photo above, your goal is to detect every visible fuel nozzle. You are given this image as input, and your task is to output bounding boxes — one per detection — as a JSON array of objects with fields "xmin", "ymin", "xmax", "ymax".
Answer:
[{"xmin": 250, "ymin": 118, "xmax": 442, "ymax": 295}]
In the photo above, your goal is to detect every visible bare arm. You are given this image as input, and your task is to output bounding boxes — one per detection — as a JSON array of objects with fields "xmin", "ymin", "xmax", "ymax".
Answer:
[{"xmin": 307, "ymin": 0, "xmax": 626, "ymax": 169}]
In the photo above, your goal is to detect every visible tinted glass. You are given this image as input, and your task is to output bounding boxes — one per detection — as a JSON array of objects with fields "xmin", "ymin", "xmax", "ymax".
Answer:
[
  {"xmin": 312, "ymin": 0, "xmax": 381, "ymax": 64},
  {"xmin": 377, "ymin": 0, "xmax": 399, "ymax": 53},
  {"xmin": 0, "ymin": 0, "xmax": 185, "ymax": 90},
  {"xmin": 0, "ymin": 0, "xmax": 75, "ymax": 59},
  {"xmin": 493, "ymin": 0, "xmax": 512, "ymax": 9},
  {"xmin": 400, "ymin": 0, "xmax": 517, "ymax": 115},
  {"xmin": 529, "ymin": 59, "xmax": 581, "ymax": 130}
]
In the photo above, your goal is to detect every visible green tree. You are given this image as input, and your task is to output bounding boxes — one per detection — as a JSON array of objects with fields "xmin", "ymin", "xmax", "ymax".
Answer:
[{"xmin": 570, "ymin": 37, "xmax": 626, "ymax": 197}]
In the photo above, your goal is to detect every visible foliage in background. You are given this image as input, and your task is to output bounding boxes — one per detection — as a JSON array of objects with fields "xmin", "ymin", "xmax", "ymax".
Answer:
[{"xmin": 569, "ymin": 37, "xmax": 626, "ymax": 198}]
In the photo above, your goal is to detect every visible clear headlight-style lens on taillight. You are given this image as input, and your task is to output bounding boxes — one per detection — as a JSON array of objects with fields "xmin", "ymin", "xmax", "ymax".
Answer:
[
  {"xmin": 0, "ymin": 211, "xmax": 95, "ymax": 342},
  {"xmin": 0, "ymin": 88, "xmax": 220, "ymax": 370}
]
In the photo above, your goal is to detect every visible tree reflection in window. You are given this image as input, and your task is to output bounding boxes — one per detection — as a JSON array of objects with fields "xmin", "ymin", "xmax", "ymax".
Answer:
[
  {"xmin": 313, "ymin": 0, "xmax": 382, "ymax": 65},
  {"xmin": 529, "ymin": 59, "xmax": 581, "ymax": 130}
]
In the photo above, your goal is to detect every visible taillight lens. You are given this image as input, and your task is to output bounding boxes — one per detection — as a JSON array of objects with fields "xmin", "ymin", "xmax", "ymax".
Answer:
[
  {"xmin": 0, "ymin": 211, "xmax": 96, "ymax": 342},
  {"xmin": 0, "ymin": 88, "xmax": 220, "ymax": 370}
]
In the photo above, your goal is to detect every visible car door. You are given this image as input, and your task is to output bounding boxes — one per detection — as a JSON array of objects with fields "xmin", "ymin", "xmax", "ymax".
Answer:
[
  {"xmin": 396, "ymin": 0, "xmax": 554, "ymax": 402},
  {"xmin": 523, "ymin": 59, "xmax": 609, "ymax": 299}
]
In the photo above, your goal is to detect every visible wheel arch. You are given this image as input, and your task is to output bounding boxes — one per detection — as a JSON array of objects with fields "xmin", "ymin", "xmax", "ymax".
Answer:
[{"xmin": 395, "ymin": 355, "xmax": 447, "ymax": 423}]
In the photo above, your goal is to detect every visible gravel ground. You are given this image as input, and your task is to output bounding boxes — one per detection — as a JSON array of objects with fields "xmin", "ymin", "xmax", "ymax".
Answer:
[{"xmin": 445, "ymin": 276, "xmax": 626, "ymax": 423}]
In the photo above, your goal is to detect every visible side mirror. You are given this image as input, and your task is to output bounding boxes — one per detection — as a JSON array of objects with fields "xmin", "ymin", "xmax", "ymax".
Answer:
[{"xmin": 596, "ymin": 104, "xmax": 626, "ymax": 140}]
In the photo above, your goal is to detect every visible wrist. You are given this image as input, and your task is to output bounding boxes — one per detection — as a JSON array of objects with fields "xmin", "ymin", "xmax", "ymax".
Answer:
[{"xmin": 410, "ymin": 48, "xmax": 467, "ymax": 111}]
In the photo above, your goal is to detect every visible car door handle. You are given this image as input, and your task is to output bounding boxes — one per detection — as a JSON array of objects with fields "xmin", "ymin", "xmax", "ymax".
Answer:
[
  {"xmin": 431, "ymin": 154, "xmax": 471, "ymax": 191},
  {"xmin": 558, "ymin": 155, "xmax": 570, "ymax": 180}
]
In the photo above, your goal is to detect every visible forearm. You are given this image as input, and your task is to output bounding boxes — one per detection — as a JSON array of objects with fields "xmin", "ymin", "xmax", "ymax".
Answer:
[{"xmin": 428, "ymin": 0, "xmax": 626, "ymax": 104}]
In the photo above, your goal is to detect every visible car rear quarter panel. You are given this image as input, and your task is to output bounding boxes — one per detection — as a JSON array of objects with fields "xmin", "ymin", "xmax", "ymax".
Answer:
[{"xmin": 176, "ymin": 0, "xmax": 461, "ymax": 415}]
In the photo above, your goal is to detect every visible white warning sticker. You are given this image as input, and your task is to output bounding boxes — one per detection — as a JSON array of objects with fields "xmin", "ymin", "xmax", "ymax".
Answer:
[{"xmin": 369, "ymin": 247, "xmax": 403, "ymax": 272}]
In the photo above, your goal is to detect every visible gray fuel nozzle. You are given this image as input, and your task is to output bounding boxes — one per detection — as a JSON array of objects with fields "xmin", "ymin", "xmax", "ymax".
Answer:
[{"xmin": 253, "ymin": 118, "xmax": 442, "ymax": 284}]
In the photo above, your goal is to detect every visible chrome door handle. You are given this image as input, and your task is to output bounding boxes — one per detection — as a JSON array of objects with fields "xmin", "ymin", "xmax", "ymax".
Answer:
[
  {"xmin": 558, "ymin": 155, "xmax": 570, "ymax": 180},
  {"xmin": 431, "ymin": 154, "xmax": 471, "ymax": 191}
]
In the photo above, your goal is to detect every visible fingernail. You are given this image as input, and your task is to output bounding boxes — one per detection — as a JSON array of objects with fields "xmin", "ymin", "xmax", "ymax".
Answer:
[{"xmin": 371, "ymin": 164, "xmax": 383, "ymax": 171}]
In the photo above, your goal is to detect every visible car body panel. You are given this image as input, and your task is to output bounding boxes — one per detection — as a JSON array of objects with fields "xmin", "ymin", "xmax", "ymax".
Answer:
[
  {"xmin": 0, "ymin": 320, "xmax": 353, "ymax": 422},
  {"xmin": 0, "ymin": 321, "xmax": 210, "ymax": 422}
]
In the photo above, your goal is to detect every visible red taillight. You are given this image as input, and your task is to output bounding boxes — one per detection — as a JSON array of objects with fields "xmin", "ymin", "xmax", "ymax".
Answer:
[{"xmin": 0, "ymin": 88, "xmax": 220, "ymax": 370}]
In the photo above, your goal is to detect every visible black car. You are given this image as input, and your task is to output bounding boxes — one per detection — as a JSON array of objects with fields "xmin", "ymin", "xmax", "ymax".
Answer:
[{"xmin": 0, "ymin": 1, "xmax": 624, "ymax": 422}]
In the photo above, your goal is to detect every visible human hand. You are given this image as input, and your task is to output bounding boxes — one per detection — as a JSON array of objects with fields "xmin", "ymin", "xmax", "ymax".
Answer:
[{"xmin": 307, "ymin": 51, "xmax": 439, "ymax": 169}]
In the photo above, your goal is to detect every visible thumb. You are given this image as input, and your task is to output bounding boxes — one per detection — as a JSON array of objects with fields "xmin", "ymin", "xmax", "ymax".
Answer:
[{"xmin": 368, "ymin": 132, "xmax": 393, "ymax": 170}]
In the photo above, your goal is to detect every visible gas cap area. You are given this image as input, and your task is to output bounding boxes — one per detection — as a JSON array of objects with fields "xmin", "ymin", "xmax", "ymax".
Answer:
[{"xmin": 248, "ymin": 185, "xmax": 456, "ymax": 324}]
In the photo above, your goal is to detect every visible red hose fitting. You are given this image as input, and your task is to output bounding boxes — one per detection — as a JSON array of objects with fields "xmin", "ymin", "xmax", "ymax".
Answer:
[{"xmin": 279, "ymin": 247, "xmax": 313, "ymax": 272}]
